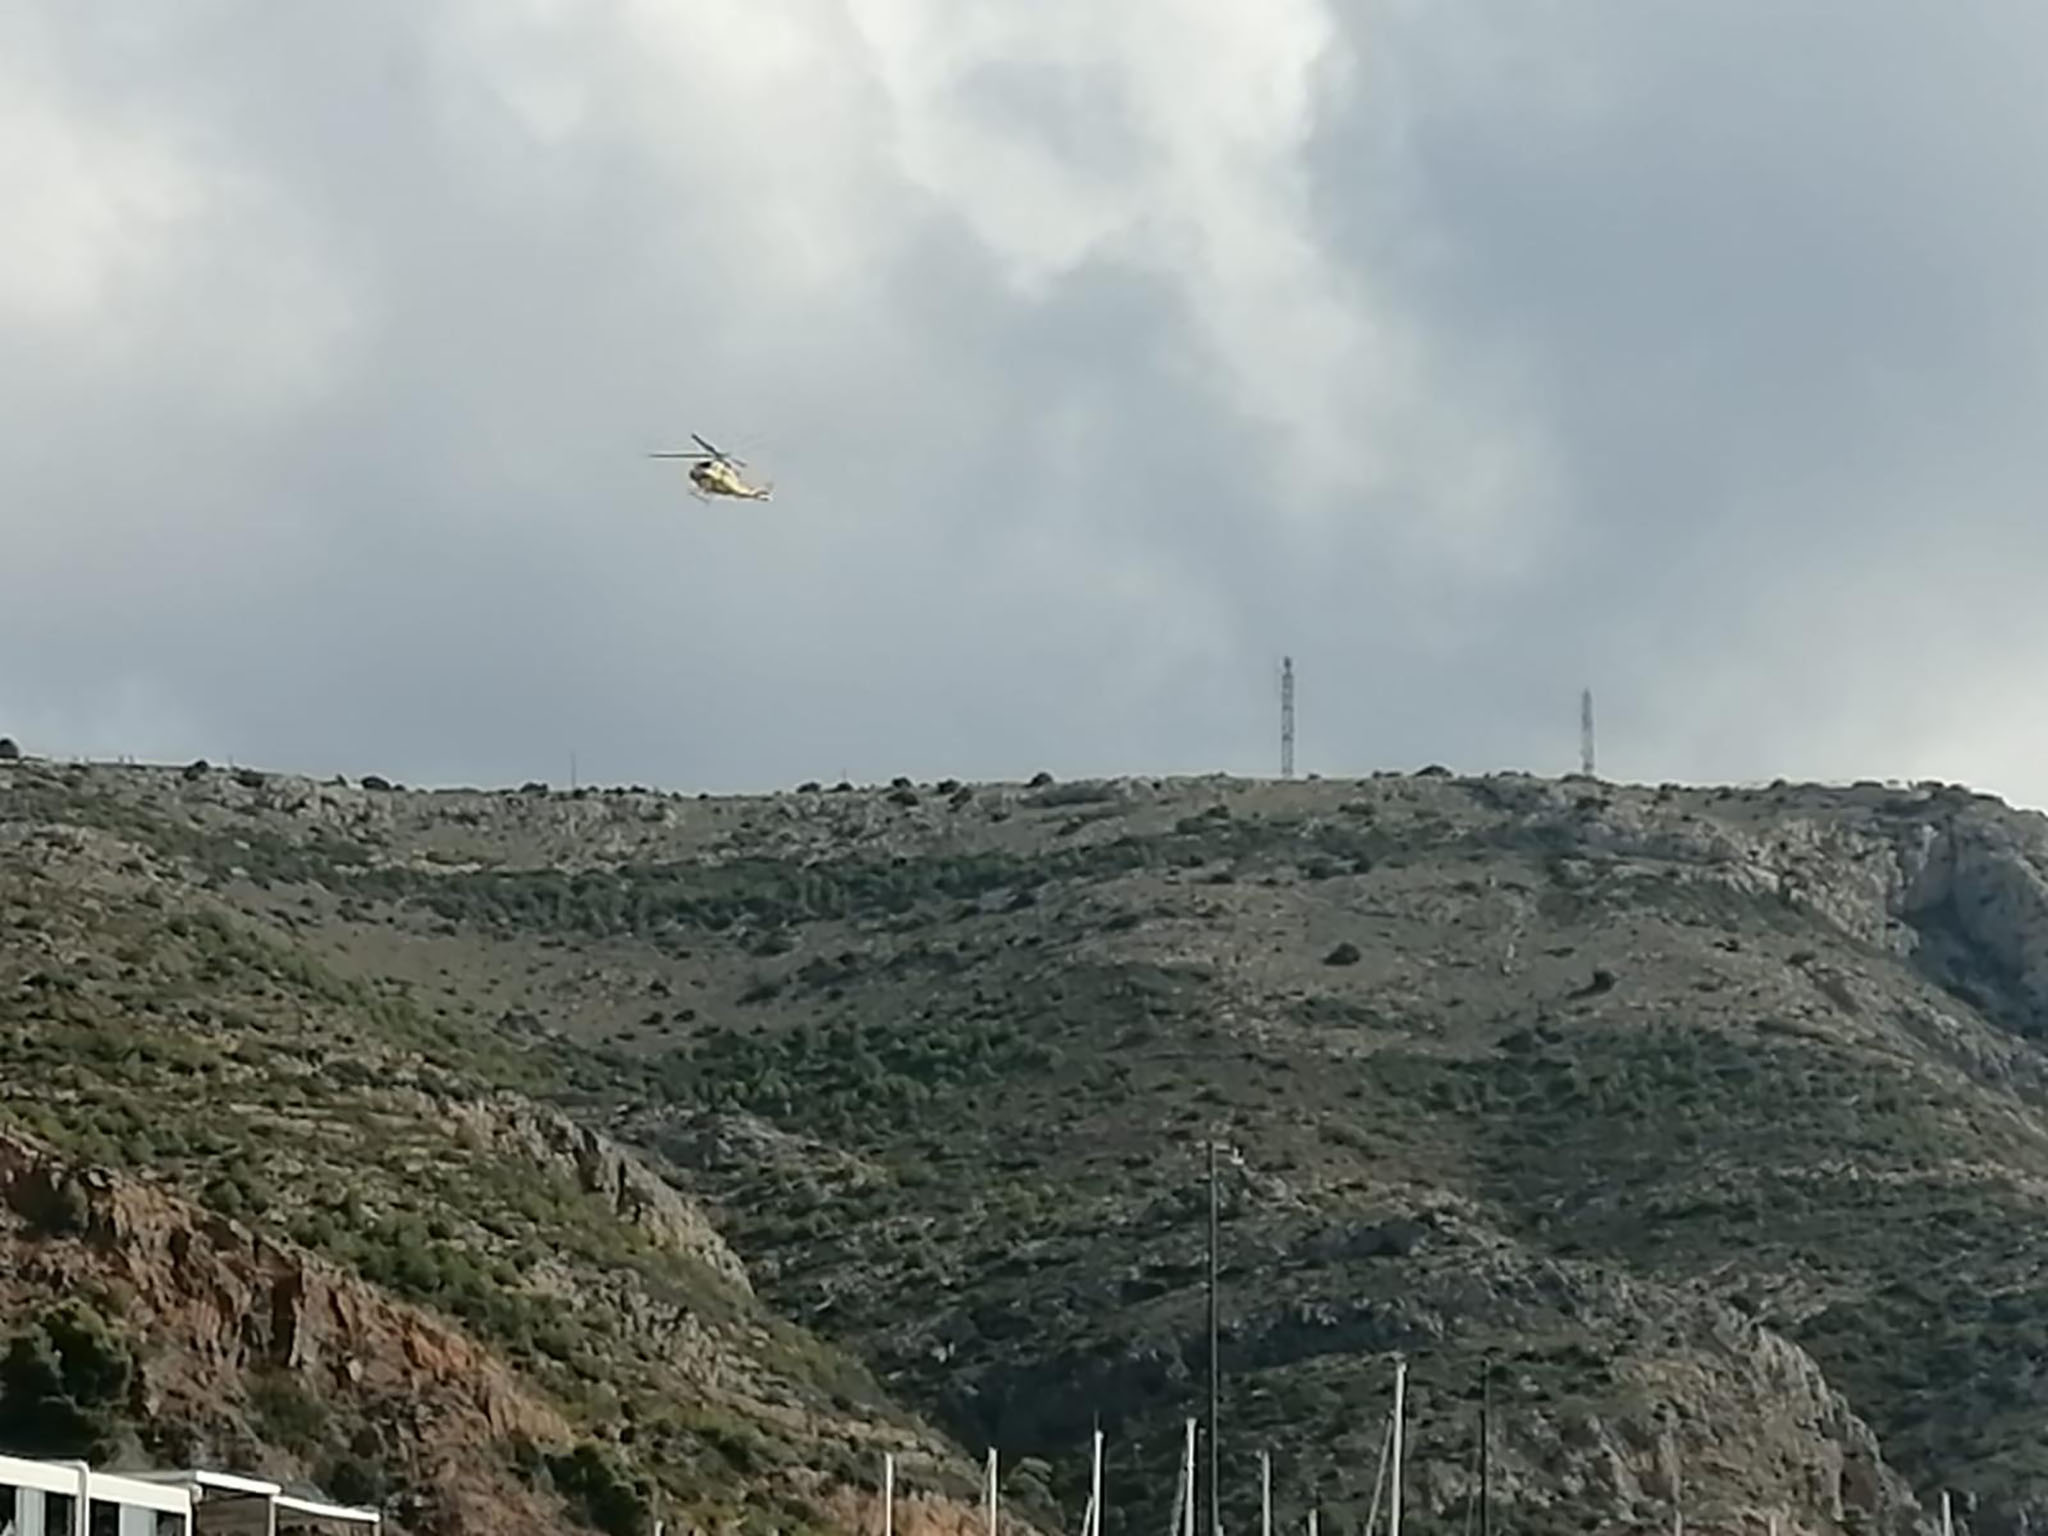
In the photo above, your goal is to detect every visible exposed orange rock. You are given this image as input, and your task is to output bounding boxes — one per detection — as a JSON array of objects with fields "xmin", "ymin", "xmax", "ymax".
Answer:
[{"xmin": 0, "ymin": 1131, "xmax": 574, "ymax": 1536}]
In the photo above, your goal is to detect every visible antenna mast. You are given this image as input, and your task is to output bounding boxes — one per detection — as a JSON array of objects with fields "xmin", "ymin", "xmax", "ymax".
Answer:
[
  {"xmin": 1280, "ymin": 658, "xmax": 1295, "ymax": 780},
  {"xmin": 1580, "ymin": 688, "xmax": 1595, "ymax": 778}
]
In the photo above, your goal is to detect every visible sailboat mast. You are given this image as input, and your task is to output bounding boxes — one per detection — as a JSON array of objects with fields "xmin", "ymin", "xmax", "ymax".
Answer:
[
  {"xmin": 1260, "ymin": 1452, "xmax": 1271, "ymax": 1536},
  {"xmin": 1184, "ymin": 1419, "xmax": 1198, "ymax": 1536},
  {"xmin": 1479, "ymin": 1355, "xmax": 1492, "ymax": 1536},
  {"xmin": 1207, "ymin": 1138, "xmax": 1221, "ymax": 1536},
  {"xmin": 1673, "ymin": 1431, "xmax": 1683, "ymax": 1536},
  {"xmin": 1389, "ymin": 1358, "xmax": 1406, "ymax": 1536},
  {"xmin": 987, "ymin": 1448, "xmax": 999, "ymax": 1536},
  {"xmin": 1091, "ymin": 1428, "xmax": 1104, "ymax": 1536},
  {"xmin": 1666, "ymin": 1409, "xmax": 1683, "ymax": 1536}
]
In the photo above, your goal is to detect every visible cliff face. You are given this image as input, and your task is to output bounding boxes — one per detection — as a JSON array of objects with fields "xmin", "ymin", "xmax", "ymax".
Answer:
[
  {"xmin": 442, "ymin": 1096, "xmax": 754, "ymax": 1295},
  {"xmin": 0, "ymin": 1129, "xmax": 574, "ymax": 1535},
  {"xmin": 14, "ymin": 757, "xmax": 2048, "ymax": 1536}
]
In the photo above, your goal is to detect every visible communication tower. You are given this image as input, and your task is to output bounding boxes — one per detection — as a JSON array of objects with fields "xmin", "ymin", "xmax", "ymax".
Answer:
[{"xmin": 1280, "ymin": 658, "xmax": 1295, "ymax": 780}]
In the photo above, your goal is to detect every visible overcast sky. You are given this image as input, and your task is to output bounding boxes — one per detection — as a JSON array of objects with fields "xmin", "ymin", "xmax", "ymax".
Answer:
[{"xmin": 7, "ymin": 3, "xmax": 2048, "ymax": 805}]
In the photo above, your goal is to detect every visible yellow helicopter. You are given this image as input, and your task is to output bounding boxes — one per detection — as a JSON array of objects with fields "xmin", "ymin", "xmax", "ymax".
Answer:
[{"xmin": 649, "ymin": 433, "xmax": 773, "ymax": 502}]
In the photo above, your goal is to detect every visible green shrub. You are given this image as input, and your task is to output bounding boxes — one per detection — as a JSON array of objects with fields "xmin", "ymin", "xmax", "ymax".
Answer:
[
  {"xmin": 547, "ymin": 1441, "xmax": 655, "ymax": 1536},
  {"xmin": 0, "ymin": 1302, "xmax": 136, "ymax": 1457}
]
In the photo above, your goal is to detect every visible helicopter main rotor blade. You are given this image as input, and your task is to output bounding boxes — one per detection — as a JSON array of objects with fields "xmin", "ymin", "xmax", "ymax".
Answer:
[
  {"xmin": 649, "ymin": 452, "xmax": 713, "ymax": 459},
  {"xmin": 690, "ymin": 433, "xmax": 748, "ymax": 466}
]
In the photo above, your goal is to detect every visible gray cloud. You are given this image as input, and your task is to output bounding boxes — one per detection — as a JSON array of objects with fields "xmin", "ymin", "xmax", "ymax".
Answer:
[
  {"xmin": 1298, "ymin": 2, "xmax": 2048, "ymax": 792},
  {"xmin": 5, "ymin": 3, "xmax": 2048, "ymax": 803}
]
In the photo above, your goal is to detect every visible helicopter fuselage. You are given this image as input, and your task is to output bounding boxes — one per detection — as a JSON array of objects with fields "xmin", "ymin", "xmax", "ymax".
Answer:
[
  {"xmin": 690, "ymin": 458, "xmax": 770, "ymax": 500},
  {"xmin": 650, "ymin": 438, "xmax": 772, "ymax": 500}
]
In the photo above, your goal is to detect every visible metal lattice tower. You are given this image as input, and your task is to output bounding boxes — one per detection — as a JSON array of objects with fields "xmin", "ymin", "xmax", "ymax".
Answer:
[
  {"xmin": 1280, "ymin": 658, "xmax": 1295, "ymax": 780},
  {"xmin": 1580, "ymin": 689, "xmax": 1596, "ymax": 778}
]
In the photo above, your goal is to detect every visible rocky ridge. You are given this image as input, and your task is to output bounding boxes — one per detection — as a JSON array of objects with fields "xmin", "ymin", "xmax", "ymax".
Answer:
[{"xmin": 10, "ymin": 757, "xmax": 2048, "ymax": 1536}]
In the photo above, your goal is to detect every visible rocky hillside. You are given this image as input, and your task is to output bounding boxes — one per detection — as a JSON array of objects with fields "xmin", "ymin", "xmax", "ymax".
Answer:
[
  {"xmin": 0, "ymin": 764, "xmax": 1018, "ymax": 1536},
  {"xmin": 9, "ymin": 756, "xmax": 2048, "ymax": 1536}
]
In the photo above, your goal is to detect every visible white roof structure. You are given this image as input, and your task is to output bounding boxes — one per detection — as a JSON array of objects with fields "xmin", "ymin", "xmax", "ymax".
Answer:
[
  {"xmin": 274, "ymin": 1500, "xmax": 377, "ymax": 1529},
  {"xmin": 121, "ymin": 1473, "xmax": 379, "ymax": 1534}
]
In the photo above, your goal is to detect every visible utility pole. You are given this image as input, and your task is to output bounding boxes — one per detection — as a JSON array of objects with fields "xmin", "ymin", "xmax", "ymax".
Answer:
[
  {"xmin": 1280, "ymin": 658, "xmax": 1295, "ymax": 780},
  {"xmin": 1580, "ymin": 688, "xmax": 1595, "ymax": 778},
  {"xmin": 1207, "ymin": 1137, "xmax": 1221, "ymax": 1536}
]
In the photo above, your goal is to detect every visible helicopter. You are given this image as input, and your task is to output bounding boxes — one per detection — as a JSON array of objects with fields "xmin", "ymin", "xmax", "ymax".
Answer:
[{"xmin": 649, "ymin": 433, "xmax": 773, "ymax": 502}]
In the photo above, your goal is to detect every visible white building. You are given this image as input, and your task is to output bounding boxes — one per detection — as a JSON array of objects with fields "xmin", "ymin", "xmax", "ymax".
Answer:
[
  {"xmin": 0, "ymin": 1455, "xmax": 193, "ymax": 1536},
  {"xmin": 0, "ymin": 1458, "xmax": 379, "ymax": 1536}
]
